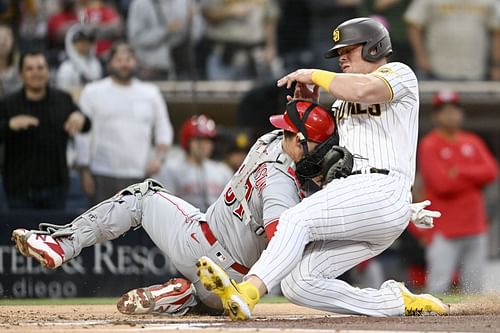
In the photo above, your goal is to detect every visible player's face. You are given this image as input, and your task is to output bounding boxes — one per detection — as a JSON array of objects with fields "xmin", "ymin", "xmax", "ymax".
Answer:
[
  {"xmin": 189, "ymin": 137, "xmax": 214, "ymax": 161},
  {"xmin": 293, "ymin": 138, "xmax": 319, "ymax": 162},
  {"xmin": 20, "ymin": 55, "xmax": 49, "ymax": 91},
  {"xmin": 338, "ymin": 44, "xmax": 373, "ymax": 74},
  {"xmin": 434, "ymin": 104, "xmax": 464, "ymax": 131}
]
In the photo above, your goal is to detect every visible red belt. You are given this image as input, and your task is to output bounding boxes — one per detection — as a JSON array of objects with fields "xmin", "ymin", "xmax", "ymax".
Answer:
[{"xmin": 199, "ymin": 222, "xmax": 249, "ymax": 275}]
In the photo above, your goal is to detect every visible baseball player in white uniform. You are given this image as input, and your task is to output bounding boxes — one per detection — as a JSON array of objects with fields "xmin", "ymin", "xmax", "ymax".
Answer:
[
  {"xmin": 196, "ymin": 17, "xmax": 449, "ymax": 320},
  {"xmin": 11, "ymin": 100, "xmax": 339, "ymax": 315}
]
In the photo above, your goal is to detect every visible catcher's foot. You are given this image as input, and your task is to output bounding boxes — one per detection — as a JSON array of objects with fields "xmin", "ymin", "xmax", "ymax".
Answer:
[
  {"xmin": 117, "ymin": 278, "xmax": 197, "ymax": 316},
  {"xmin": 11, "ymin": 228, "xmax": 64, "ymax": 269},
  {"xmin": 398, "ymin": 282, "xmax": 449, "ymax": 316},
  {"xmin": 196, "ymin": 256, "xmax": 259, "ymax": 320}
]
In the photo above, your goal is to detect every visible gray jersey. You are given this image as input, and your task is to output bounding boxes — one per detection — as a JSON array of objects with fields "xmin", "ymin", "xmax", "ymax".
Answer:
[
  {"xmin": 158, "ymin": 156, "xmax": 233, "ymax": 211},
  {"xmin": 205, "ymin": 134, "xmax": 303, "ymax": 267}
]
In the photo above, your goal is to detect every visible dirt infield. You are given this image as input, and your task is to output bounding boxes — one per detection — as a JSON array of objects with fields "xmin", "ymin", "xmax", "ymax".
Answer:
[{"xmin": 1, "ymin": 296, "xmax": 500, "ymax": 332}]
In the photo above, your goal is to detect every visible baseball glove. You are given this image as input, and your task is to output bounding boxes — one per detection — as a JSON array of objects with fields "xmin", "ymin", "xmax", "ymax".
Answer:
[{"xmin": 321, "ymin": 146, "xmax": 354, "ymax": 185}]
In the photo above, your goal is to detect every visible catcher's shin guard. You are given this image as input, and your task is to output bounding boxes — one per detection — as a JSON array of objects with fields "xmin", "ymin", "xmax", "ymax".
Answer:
[
  {"xmin": 117, "ymin": 278, "xmax": 198, "ymax": 316},
  {"xmin": 196, "ymin": 256, "xmax": 260, "ymax": 320}
]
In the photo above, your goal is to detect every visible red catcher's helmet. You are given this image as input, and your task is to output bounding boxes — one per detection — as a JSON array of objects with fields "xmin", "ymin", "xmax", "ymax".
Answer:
[
  {"xmin": 432, "ymin": 91, "xmax": 461, "ymax": 109},
  {"xmin": 180, "ymin": 115, "xmax": 217, "ymax": 150},
  {"xmin": 269, "ymin": 100, "xmax": 335, "ymax": 143}
]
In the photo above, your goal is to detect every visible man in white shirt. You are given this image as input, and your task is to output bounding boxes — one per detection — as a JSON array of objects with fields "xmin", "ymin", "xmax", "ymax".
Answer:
[{"xmin": 76, "ymin": 42, "xmax": 174, "ymax": 204}]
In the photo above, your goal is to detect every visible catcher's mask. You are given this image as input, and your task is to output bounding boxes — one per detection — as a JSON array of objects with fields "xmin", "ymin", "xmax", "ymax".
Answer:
[{"xmin": 269, "ymin": 100, "xmax": 338, "ymax": 182}]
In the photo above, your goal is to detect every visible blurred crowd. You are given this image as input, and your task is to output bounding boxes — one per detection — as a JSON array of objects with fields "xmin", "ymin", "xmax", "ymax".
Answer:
[
  {"xmin": 0, "ymin": 0, "xmax": 499, "ymax": 295},
  {"xmin": 0, "ymin": 0, "xmax": 498, "ymax": 93}
]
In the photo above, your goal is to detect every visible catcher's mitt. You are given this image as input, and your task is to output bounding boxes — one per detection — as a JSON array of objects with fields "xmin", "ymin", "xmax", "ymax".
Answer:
[{"xmin": 322, "ymin": 146, "xmax": 354, "ymax": 185}]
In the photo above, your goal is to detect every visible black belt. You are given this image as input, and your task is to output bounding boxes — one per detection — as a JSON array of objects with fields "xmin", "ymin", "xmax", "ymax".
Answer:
[{"xmin": 351, "ymin": 168, "xmax": 390, "ymax": 175}]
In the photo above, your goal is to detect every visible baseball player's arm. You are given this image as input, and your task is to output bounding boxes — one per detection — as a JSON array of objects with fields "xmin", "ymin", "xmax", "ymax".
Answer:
[
  {"xmin": 277, "ymin": 69, "xmax": 392, "ymax": 104},
  {"xmin": 454, "ymin": 137, "xmax": 498, "ymax": 187},
  {"xmin": 261, "ymin": 168, "xmax": 301, "ymax": 240},
  {"xmin": 418, "ymin": 139, "xmax": 475, "ymax": 196}
]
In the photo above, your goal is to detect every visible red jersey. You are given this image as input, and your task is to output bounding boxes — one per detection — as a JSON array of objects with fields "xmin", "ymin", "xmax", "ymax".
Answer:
[
  {"xmin": 83, "ymin": 6, "xmax": 121, "ymax": 56},
  {"xmin": 47, "ymin": 12, "xmax": 78, "ymax": 47},
  {"xmin": 418, "ymin": 130, "xmax": 497, "ymax": 239}
]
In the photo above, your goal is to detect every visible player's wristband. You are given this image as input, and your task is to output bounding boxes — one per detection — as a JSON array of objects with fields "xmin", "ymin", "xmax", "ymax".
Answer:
[{"xmin": 311, "ymin": 70, "xmax": 336, "ymax": 91}]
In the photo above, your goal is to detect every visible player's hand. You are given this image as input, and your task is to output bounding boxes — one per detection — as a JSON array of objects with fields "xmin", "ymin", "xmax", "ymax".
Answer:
[
  {"xmin": 409, "ymin": 200, "xmax": 441, "ymax": 229},
  {"xmin": 64, "ymin": 112, "xmax": 85, "ymax": 137},
  {"xmin": 8, "ymin": 115, "xmax": 39, "ymax": 131},
  {"xmin": 286, "ymin": 83, "xmax": 320, "ymax": 103},
  {"xmin": 277, "ymin": 69, "xmax": 316, "ymax": 89}
]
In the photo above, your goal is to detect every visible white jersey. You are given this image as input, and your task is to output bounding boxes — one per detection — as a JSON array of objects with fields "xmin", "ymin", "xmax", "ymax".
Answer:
[
  {"xmin": 205, "ymin": 135, "xmax": 303, "ymax": 267},
  {"xmin": 332, "ymin": 62, "xmax": 419, "ymax": 188},
  {"xmin": 247, "ymin": 62, "xmax": 418, "ymax": 318},
  {"xmin": 76, "ymin": 77, "xmax": 174, "ymax": 178},
  {"xmin": 158, "ymin": 156, "xmax": 233, "ymax": 212}
]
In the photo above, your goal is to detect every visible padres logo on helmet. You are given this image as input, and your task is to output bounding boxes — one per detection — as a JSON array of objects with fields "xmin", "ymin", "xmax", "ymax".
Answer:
[
  {"xmin": 325, "ymin": 17, "xmax": 392, "ymax": 63},
  {"xmin": 333, "ymin": 29, "xmax": 340, "ymax": 43}
]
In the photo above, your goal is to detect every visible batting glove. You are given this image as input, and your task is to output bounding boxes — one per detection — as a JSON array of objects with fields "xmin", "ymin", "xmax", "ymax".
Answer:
[{"xmin": 409, "ymin": 200, "xmax": 441, "ymax": 229}]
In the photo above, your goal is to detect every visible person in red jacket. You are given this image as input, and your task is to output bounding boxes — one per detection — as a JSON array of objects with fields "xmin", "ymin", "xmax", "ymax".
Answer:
[{"xmin": 418, "ymin": 91, "xmax": 498, "ymax": 294}]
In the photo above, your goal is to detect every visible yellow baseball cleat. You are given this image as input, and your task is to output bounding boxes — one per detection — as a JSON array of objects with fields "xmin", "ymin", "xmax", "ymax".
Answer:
[
  {"xmin": 196, "ymin": 256, "xmax": 260, "ymax": 320},
  {"xmin": 398, "ymin": 282, "xmax": 449, "ymax": 316}
]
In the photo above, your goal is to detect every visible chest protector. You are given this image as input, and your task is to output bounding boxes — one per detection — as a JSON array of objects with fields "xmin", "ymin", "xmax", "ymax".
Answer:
[{"xmin": 229, "ymin": 130, "xmax": 300, "ymax": 232}]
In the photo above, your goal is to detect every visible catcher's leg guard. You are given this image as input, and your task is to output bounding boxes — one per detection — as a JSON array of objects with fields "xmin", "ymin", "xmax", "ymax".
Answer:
[
  {"xmin": 17, "ymin": 179, "xmax": 165, "ymax": 263},
  {"xmin": 117, "ymin": 278, "xmax": 198, "ymax": 316}
]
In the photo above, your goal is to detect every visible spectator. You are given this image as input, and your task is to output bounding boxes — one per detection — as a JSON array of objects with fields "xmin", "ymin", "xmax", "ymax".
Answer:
[
  {"xmin": 17, "ymin": 0, "xmax": 48, "ymax": 52},
  {"xmin": 75, "ymin": 42, "xmax": 173, "ymax": 204},
  {"xmin": 418, "ymin": 91, "xmax": 498, "ymax": 294},
  {"xmin": 157, "ymin": 115, "xmax": 232, "ymax": 212},
  {"xmin": 405, "ymin": 0, "xmax": 500, "ymax": 80},
  {"xmin": 127, "ymin": 0, "xmax": 202, "ymax": 80},
  {"xmin": 223, "ymin": 129, "xmax": 251, "ymax": 172},
  {"xmin": 0, "ymin": 51, "xmax": 91, "ymax": 210},
  {"xmin": 359, "ymin": 0, "xmax": 413, "ymax": 66},
  {"xmin": 56, "ymin": 25, "xmax": 102, "ymax": 99},
  {"xmin": 47, "ymin": 0, "xmax": 79, "ymax": 52},
  {"xmin": 79, "ymin": 0, "xmax": 123, "ymax": 58},
  {"xmin": 0, "ymin": 24, "xmax": 21, "ymax": 96},
  {"xmin": 201, "ymin": 0, "xmax": 279, "ymax": 81}
]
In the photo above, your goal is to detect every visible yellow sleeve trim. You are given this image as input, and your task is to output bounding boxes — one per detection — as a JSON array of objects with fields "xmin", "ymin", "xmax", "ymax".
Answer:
[
  {"xmin": 312, "ymin": 70, "xmax": 336, "ymax": 92},
  {"xmin": 371, "ymin": 73, "xmax": 394, "ymax": 102}
]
